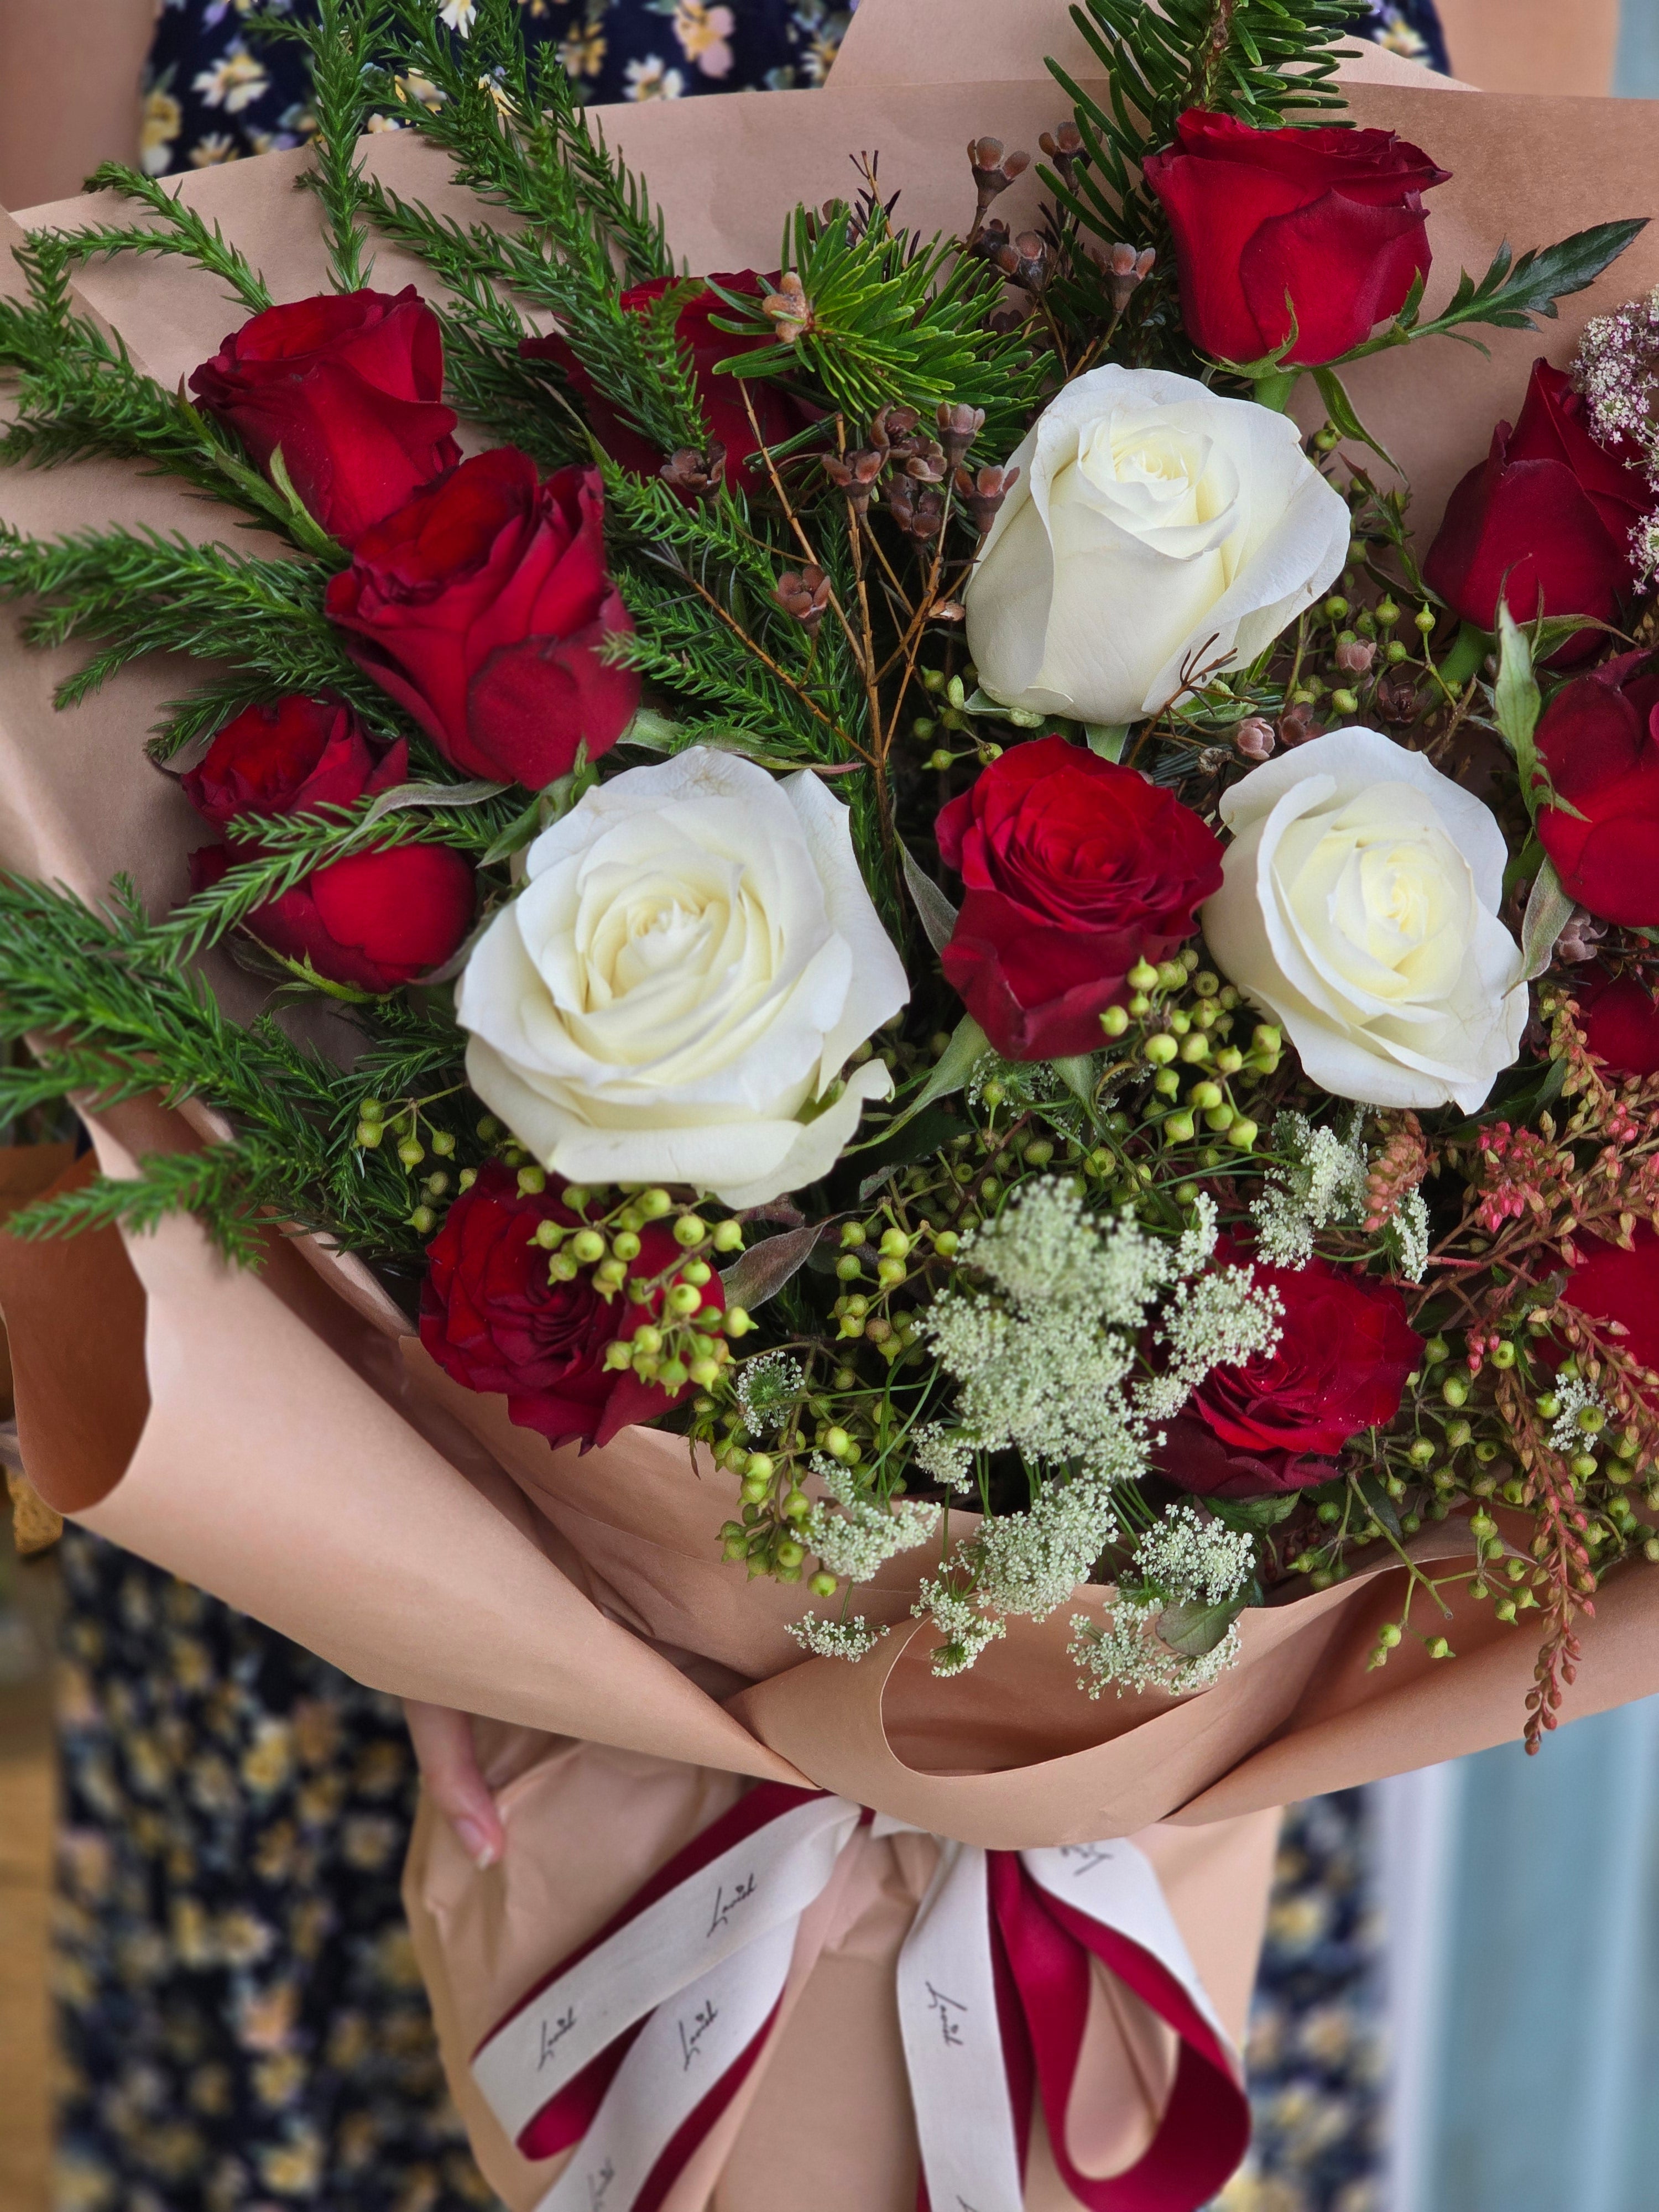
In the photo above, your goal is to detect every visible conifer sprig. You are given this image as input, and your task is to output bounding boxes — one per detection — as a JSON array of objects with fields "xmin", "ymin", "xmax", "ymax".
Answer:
[
  {"xmin": 40, "ymin": 164, "xmax": 274, "ymax": 314},
  {"xmin": 250, "ymin": 0, "xmax": 393, "ymax": 291}
]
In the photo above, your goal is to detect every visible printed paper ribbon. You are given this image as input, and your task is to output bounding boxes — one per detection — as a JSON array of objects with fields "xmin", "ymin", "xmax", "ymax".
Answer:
[{"xmin": 470, "ymin": 1783, "xmax": 1250, "ymax": 2212}]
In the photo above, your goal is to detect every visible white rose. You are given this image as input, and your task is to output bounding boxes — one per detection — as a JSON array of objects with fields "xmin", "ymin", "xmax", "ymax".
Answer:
[
  {"xmin": 964, "ymin": 365, "xmax": 1349, "ymax": 727},
  {"xmin": 1202, "ymin": 727, "xmax": 1527, "ymax": 1113},
  {"xmin": 456, "ymin": 748, "xmax": 908, "ymax": 1207}
]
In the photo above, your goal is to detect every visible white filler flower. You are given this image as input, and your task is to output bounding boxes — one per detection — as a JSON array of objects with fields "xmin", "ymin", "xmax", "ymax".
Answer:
[
  {"xmin": 1203, "ymin": 726, "xmax": 1527, "ymax": 1113},
  {"xmin": 964, "ymin": 364, "xmax": 1349, "ymax": 726},
  {"xmin": 457, "ymin": 748, "xmax": 907, "ymax": 1206}
]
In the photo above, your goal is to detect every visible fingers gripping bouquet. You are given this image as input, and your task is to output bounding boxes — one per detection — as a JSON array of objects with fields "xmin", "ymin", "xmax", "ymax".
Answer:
[{"xmin": 6, "ymin": 0, "xmax": 1659, "ymax": 2197}]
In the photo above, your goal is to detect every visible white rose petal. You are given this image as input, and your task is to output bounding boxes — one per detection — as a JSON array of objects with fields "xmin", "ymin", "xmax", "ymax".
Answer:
[
  {"xmin": 965, "ymin": 365, "xmax": 1350, "ymax": 726},
  {"xmin": 456, "ymin": 748, "xmax": 908, "ymax": 1205},
  {"xmin": 1203, "ymin": 726, "xmax": 1527, "ymax": 1113}
]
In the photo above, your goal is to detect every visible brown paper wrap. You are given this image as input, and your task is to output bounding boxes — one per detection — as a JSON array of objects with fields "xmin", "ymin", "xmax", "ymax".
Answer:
[{"xmin": 5, "ymin": 9, "xmax": 1659, "ymax": 2199}]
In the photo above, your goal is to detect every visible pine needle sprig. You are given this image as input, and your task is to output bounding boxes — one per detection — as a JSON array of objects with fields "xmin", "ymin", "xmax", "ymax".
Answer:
[
  {"xmin": 0, "ymin": 267, "xmax": 337, "ymax": 556},
  {"xmin": 0, "ymin": 523, "xmax": 372, "ymax": 712},
  {"xmin": 39, "ymin": 163, "xmax": 273, "ymax": 314},
  {"xmin": 249, "ymin": 0, "xmax": 393, "ymax": 292},
  {"xmin": 356, "ymin": 178, "xmax": 588, "ymax": 462},
  {"xmin": 373, "ymin": 0, "xmax": 705, "ymax": 457},
  {"xmin": 709, "ymin": 206, "xmax": 1040, "ymax": 455}
]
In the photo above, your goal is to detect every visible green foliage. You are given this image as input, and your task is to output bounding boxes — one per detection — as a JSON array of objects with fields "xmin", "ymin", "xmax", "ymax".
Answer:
[
  {"xmin": 250, "ymin": 0, "xmax": 393, "ymax": 291},
  {"xmin": 0, "ymin": 523, "xmax": 377, "ymax": 715},
  {"xmin": 0, "ymin": 244, "xmax": 336, "ymax": 555},
  {"xmin": 357, "ymin": 179, "xmax": 588, "ymax": 464},
  {"xmin": 708, "ymin": 204, "xmax": 1040, "ymax": 455},
  {"xmin": 40, "ymin": 164, "xmax": 272, "ymax": 313},
  {"xmin": 1345, "ymin": 221, "xmax": 1650, "ymax": 359},
  {"xmin": 373, "ymin": 0, "xmax": 703, "ymax": 457},
  {"xmin": 0, "ymin": 872, "xmax": 463, "ymax": 1262}
]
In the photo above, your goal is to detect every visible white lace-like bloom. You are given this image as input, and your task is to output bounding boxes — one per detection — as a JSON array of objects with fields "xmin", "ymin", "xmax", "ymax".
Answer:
[
  {"xmin": 965, "ymin": 365, "xmax": 1349, "ymax": 726},
  {"xmin": 802, "ymin": 1462, "xmax": 941, "ymax": 1585},
  {"xmin": 1204, "ymin": 727, "xmax": 1527, "ymax": 1113},
  {"xmin": 1133, "ymin": 1504, "xmax": 1254, "ymax": 1608},
  {"xmin": 457, "ymin": 750, "xmax": 907, "ymax": 1207},
  {"xmin": 785, "ymin": 1614, "xmax": 886, "ymax": 1662},
  {"xmin": 1251, "ymin": 1111, "xmax": 1371, "ymax": 1270},
  {"xmin": 1070, "ymin": 1601, "xmax": 1242, "ymax": 1700}
]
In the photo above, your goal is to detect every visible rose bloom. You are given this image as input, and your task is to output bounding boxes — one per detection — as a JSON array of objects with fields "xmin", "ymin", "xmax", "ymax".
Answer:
[
  {"xmin": 1143, "ymin": 109, "xmax": 1447, "ymax": 368},
  {"xmin": 1534, "ymin": 653, "xmax": 1659, "ymax": 928},
  {"xmin": 325, "ymin": 449, "xmax": 639, "ymax": 790},
  {"xmin": 1162, "ymin": 1246, "xmax": 1422, "ymax": 1497},
  {"xmin": 190, "ymin": 288, "xmax": 460, "ymax": 546},
  {"xmin": 1203, "ymin": 727, "xmax": 1526, "ymax": 1112},
  {"xmin": 456, "ymin": 748, "xmax": 907, "ymax": 1207},
  {"xmin": 964, "ymin": 366, "xmax": 1348, "ymax": 727},
  {"xmin": 420, "ymin": 1164, "xmax": 713, "ymax": 1450},
  {"xmin": 935, "ymin": 735, "xmax": 1223, "ymax": 1060},
  {"xmin": 1575, "ymin": 968, "xmax": 1659, "ymax": 1077},
  {"xmin": 521, "ymin": 271, "xmax": 814, "ymax": 489},
  {"xmin": 183, "ymin": 697, "xmax": 474, "ymax": 995},
  {"xmin": 1563, "ymin": 1222, "xmax": 1659, "ymax": 1379},
  {"xmin": 1423, "ymin": 361, "xmax": 1650, "ymax": 652}
]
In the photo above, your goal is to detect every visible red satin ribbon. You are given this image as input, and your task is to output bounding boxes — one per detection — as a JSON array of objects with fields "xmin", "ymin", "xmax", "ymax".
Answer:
[{"xmin": 478, "ymin": 1786, "xmax": 1250, "ymax": 2212}]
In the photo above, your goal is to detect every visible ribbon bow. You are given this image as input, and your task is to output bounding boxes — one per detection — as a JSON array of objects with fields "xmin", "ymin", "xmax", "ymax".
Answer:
[{"xmin": 471, "ymin": 1783, "xmax": 1249, "ymax": 2212}]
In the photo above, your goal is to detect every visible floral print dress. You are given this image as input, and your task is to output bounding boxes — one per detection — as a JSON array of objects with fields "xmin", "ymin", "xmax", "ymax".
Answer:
[{"xmin": 139, "ymin": 0, "xmax": 1449, "ymax": 176}]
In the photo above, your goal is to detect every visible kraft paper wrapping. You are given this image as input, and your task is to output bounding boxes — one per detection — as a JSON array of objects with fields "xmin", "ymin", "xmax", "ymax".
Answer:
[{"xmin": 6, "ymin": 8, "xmax": 1659, "ymax": 2199}]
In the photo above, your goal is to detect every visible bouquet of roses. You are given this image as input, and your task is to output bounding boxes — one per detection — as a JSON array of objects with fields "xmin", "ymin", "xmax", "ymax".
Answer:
[{"xmin": 7, "ymin": 1, "xmax": 1659, "ymax": 2203}]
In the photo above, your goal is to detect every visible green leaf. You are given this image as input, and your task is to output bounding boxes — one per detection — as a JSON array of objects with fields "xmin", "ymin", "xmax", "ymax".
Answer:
[
  {"xmin": 1048, "ymin": 1054, "xmax": 1100, "ymax": 1109},
  {"xmin": 1348, "ymin": 221, "xmax": 1648, "ymax": 359},
  {"xmin": 1310, "ymin": 366, "xmax": 1399, "ymax": 472},
  {"xmin": 1520, "ymin": 856, "xmax": 1577, "ymax": 981},
  {"xmin": 1358, "ymin": 1473, "xmax": 1403, "ymax": 1541},
  {"xmin": 1083, "ymin": 722, "xmax": 1130, "ymax": 762},
  {"xmin": 1493, "ymin": 602, "xmax": 1544, "ymax": 818},
  {"xmin": 900, "ymin": 843, "xmax": 958, "ymax": 957},
  {"xmin": 868, "ymin": 1014, "xmax": 989, "ymax": 1142},
  {"xmin": 1205, "ymin": 1494, "xmax": 1299, "ymax": 1533},
  {"xmin": 1155, "ymin": 1592, "xmax": 1246, "ymax": 1658},
  {"xmin": 719, "ymin": 1220, "xmax": 826, "ymax": 1309}
]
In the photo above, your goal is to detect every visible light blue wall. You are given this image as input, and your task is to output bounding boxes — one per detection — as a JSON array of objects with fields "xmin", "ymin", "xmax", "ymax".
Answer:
[
  {"xmin": 1615, "ymin": 0, "xmax": 1659, "ymax": 93},
  {"xmin": 1413, "ymin": 1696, "xmax": 1659, "ymax": 2212}
]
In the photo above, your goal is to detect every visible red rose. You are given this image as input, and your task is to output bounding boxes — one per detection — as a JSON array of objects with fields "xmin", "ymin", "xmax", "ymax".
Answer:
[
  {"xmin": 1564, "ymin": 1223, "xmax": 1659, "ymax": 1378},
  {"xmin": 1533, "ymin": 652, "xmax": 1659, "ymax": 927},
  {"xmin": 419, "ymin": 1165, "xmax": 719, "ymax": 1451},
  {"xmin": 1162, "ymin": 1248, "xmax": 1422, "ymax": 1497},
  {"xmin": 934, "ymin": 735, "xmax": 1224, "ymax": 1061},
  {"xmin": 182, "ymin": 696, "xmax": 474, "ymax": 995},
  {"xmin": 1142, "ymin": 109, "xmax": 1447, "ymax": 367},
  {"xmin": 190, "ymin": 288, "xmax": 461, "ymax": 547},
  {"xmin": 521, "ymin": 271, "xmax": 813, "ymax": 491},
  {"xmin": 325, "ymin": 449, "xmax": 638, "ymax": 790},
  {"xmin": 1576, "ymin": 969, "xmax": 1659, "ymax": 1077},
  {"xmin": 1423, "ymin": 362, "xmax": 1650, "ymax": 650}
]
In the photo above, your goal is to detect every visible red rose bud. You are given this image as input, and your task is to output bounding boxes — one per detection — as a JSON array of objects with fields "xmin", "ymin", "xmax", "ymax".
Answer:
[
  {"xmin": 182, "ymin": 697, "xmax": 474, "ymax": 994},
  {"xmin": 521, "ymin": 271, "xmax": 815, "ymax": 495},
  {"xmin": 935, "ymin": 735, "xmax": 1223, "ymax": 1061},
  {"xmin": 1142, "ymin": 109, "xmax": 1447, "ymax": 367},
  {"xmin": 418, "ymin": 1164, "xmax": 722, "ymax": 1452},
  {"xmin": 1423, "ymin": 361, "xmax": 1651, "ymax": 651},
  {"xmin": 190, "ymin": 288, "xmax": 461, "ymax": 547},
  {"xmin": 1575, "ymin": 968, "xmax": 1659, "ymax": 1077},
  {"xmin": 1161, "ymin": 1247, "xmax": 1422, "ymax": 1498},
  {"xmin": 325, "ymin": 450, "xmax": 639, "ymax": 790},
  {"xmin": 1534, "ymin": 652, "xmax": 1659, "ymax": 928}
]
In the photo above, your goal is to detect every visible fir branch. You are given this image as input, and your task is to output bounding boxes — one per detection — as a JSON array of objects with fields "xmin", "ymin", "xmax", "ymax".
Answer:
[
  {"xmin": 357, "ymin": 178, "xmax": 587, "ymax": 462},
  {"xmin": 43, "ymin": 164, "xmax": 273, "ymax": 313},
  {"xmin": 0, "ymin": 266, "xmax": 336, "ymax": 554},
  {"xmin": 0, "ymin": 523, "xmax": 375, "ymax": 713},
  {"xmin": 6, "ymin": 1150, "xmax": 270, "ymax": 1267},
  {"xmin": 251, "ymin": 0, "xmax": 393, "ymax": 291},
  {"xmin": 711, "ymin": 207, "xmax": 1040, "ymax": 453},
  {"xmin": 375, "ymin": 0, "xmax": 705, "ymax": 457}
]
